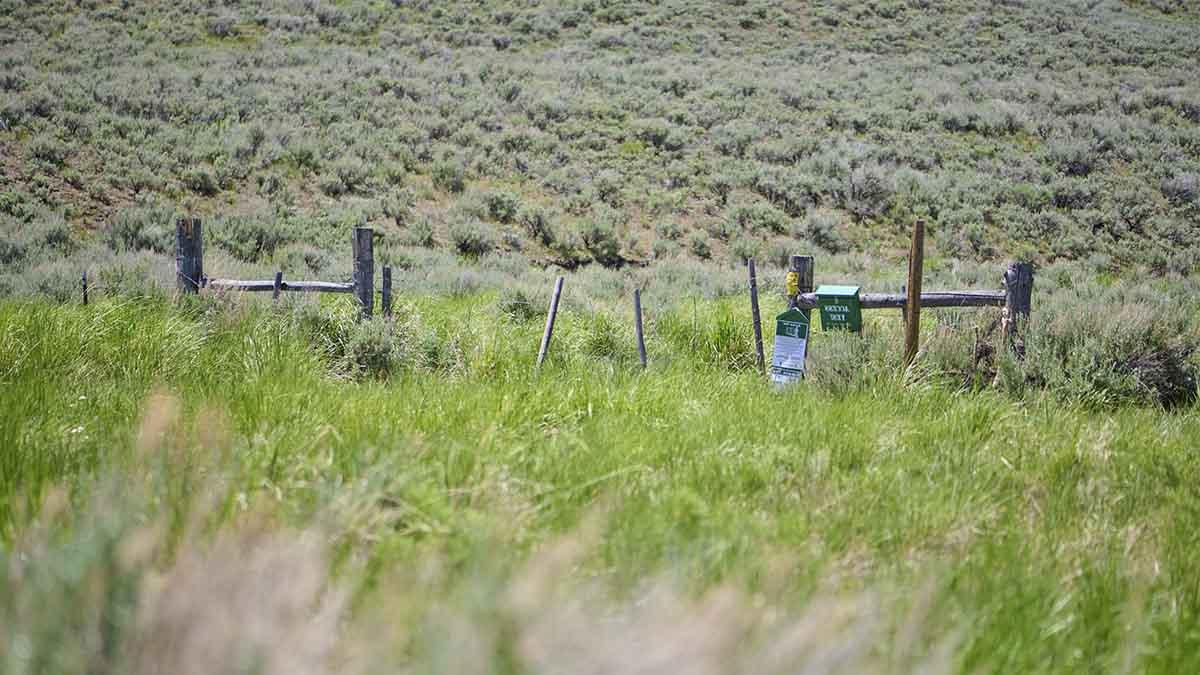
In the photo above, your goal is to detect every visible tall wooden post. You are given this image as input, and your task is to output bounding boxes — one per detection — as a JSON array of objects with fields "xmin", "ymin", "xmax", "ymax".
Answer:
[
  {"xmin": 1002, "ymin": 261, "xmax": 1034, "ymax": 353},
  {"xmin": 381, "ymin": 265, "xmax": 393, "ymax": 319},
  {"xmin": 352, "ymin": 227, "xmax": 374, "ymax": 320},
  {"xmin": 175, "ymin": 217, "xmax": 203, "ymax": 295},
  {"xmin": 81, "ymin": 271, "xmax": 88, "ymax": 306},
  {"xmin": 747, "ymin": 259, "xmax": 765, "ymax": 376},
  {"xmin": 536, "ymin": 276, "xmax": 564, "ymax": 369},
  {"xmin": 788, "ymin": 255, "xmax": 813, "ymax": 310},
  {"xmin": 272, "ymin": 271, "xmax": 283, "ymax": 303},
  {"xmin": 903, "ymin": 220, "xmax": 925, "ymax": 368},
  {"xmin": 633, "ymin": 288, "xmax": 647, "ymax": 369}
]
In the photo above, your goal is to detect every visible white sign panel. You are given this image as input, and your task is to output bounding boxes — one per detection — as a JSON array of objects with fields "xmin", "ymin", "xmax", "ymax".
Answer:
[{"xmin": 770, "ymin": 308, "xmax": 809, "ymax": 387}]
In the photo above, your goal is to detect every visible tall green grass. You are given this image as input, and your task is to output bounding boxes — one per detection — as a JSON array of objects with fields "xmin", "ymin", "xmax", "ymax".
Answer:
[{"xmin": 1, "ymin": 297, "xmax": 1199, "ymax": 673}]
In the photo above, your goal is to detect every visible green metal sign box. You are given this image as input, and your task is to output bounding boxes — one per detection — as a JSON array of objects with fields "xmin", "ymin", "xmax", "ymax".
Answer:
[{"xmin": 816, "ymin": 284, "xmax": 863, "ymax": 333}]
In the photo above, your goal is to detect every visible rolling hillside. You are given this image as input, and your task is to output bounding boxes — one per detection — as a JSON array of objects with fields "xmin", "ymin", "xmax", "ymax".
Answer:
[{"xmin": 2, "ymin": 0, "xmax": 1199, "ymax": 292}]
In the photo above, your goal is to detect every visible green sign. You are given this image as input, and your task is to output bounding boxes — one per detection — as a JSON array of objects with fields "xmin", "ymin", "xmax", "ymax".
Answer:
[
  {"xmin": 770, "ymin": 307, "xmax": 810, "ymax": 386},
  {"xmin": 816, "ymin": 284, "xmax": 863, "ymax": 333}
]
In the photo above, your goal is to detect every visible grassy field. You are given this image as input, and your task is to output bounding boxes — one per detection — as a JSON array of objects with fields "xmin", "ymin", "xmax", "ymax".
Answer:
[
  {"xmin": 2, "ymin": 294, "xmax": 1199, "ymax": 673},
  {"xmin": 3, "ymin": 0, "xmax": 1200, "ymax": 672}
]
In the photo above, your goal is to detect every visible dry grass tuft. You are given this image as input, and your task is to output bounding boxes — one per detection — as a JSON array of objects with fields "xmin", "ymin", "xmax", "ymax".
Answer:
[
  {"xmin": 377, "ymin": 533, "xmax": 954, "ymax": 675},
  {"xmin": 134, "ymin": 388, "xmax": 180, "ymax": 458},
  {"xmin": 127, "ymin": 524, "xmax": 344, "ymax": 675}
]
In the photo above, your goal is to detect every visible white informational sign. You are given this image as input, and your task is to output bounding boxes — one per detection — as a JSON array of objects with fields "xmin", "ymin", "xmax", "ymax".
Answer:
[{"xmin": 770, "ymin": 308, "xmax": 809, "ymax": 387}]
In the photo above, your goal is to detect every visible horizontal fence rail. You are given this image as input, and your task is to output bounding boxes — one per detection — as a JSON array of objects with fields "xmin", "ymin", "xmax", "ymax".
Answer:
[
  {"xmin": 207, "ymin": 279, "xmax": 356, "ymax": 294},
  {"xmin": 792, "ymin": 290, "xmax": 1005, "ymax": 310}
]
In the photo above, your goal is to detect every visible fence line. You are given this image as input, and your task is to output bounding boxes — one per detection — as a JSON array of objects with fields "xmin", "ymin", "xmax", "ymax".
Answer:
[{"xmin": 163, "ymin": 215, "xmax": 1032, "ymax": 374}]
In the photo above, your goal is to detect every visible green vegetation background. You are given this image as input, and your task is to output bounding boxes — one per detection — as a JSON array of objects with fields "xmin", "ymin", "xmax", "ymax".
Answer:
[
  {"xmin": 3, "ymin": 0, "xmax": 1200, "ymax": 672},
  {"xmin": 2, "ymin": 0, "xmax": 1199, "ymax": 288}
]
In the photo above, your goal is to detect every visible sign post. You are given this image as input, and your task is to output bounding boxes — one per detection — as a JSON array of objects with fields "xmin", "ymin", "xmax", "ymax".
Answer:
[{"xmin": 769, "ymin": 307, "xmax": 810, "ymax": 387}]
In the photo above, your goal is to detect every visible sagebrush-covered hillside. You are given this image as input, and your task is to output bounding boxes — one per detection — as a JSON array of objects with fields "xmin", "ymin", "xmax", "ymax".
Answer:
[{"xmin": 1, "ymin": 0, "xmax": 1198, "ymax": 288}]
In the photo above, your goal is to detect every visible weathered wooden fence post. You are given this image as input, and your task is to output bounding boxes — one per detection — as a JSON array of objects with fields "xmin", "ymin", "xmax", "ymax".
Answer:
[
  {"xmin": 272, "ymin": 271, "xmax": 283, "ymax": 303},
  {"xmin": 1002, "ymin": 261, "xmax": 1034, "ymax": 353},
  {"xmin": 81, "ymin": 271, "xmax": 88, "ymax": 305},
  {"xmin": 536, "ymin": 276, "xmax": 564, "ymax": 369},
  {"xmin": 788, "ymin": 255, "xmax": 813, "ymax": 310},
  {"xmin": 747, "ymin": 259, "xmax": 765, "ymax": 376},
  {"xmin": 633, "ymin": 288, "xmax": 647, "ymax": 369},
  {"xmin": 382, "ymin": 265, "xmax": 393, "ymax": 319},
  {"xmin": 175, "ymin": 217, "xmax": 203, "ymax": 295},
  {"xmin": 352, "ymin": 227, "xmax": 374, "ymax": 320},
  {"xmin": 903, "ymin": 220, "xmax": 926, "ymax": 368}
]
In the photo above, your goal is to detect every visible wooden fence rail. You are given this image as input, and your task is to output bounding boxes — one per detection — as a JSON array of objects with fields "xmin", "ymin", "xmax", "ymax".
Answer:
[
  {"xmin": 206, "ymin": 279, "xmax": 356, "ymax": 294},
  {"xmin": 791, "ymin": 290, "xmax": 1006, "ymax": 310}
]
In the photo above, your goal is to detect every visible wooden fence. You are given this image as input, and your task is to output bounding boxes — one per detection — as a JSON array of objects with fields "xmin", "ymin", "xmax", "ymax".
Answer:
[
  {"xmin": 533, "ymin": 222, "xmax": 1032, "ymax": 373},
  {"xmin": 173, "ymin": 218, "xmax": 391, "ymax": 319},
  {"xmin": 738, "ymin": 220, "xmax": 1033, "ymax": 375},
  {"xmin": 168, "ymin": 217, "xmax": 1031, "ymax": 373}
]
